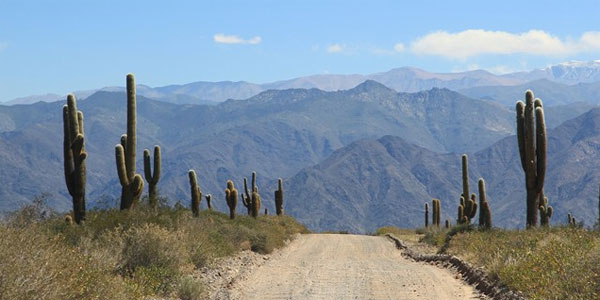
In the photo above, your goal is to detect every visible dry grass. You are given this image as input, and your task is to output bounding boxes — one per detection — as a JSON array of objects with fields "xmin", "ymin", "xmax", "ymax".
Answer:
[
  {"xmin": 378, "ymin": 225, "xmax": 600, "ymax": 299},
  {"xmin": 0, "ymin": 200, "xmax": 308, "ymax": 299}
]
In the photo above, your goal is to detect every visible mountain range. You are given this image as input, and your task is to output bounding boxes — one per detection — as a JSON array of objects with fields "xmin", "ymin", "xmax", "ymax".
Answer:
[
  {"xmin": 5, "ymin": 60, "xmax": 600, "ymax": 106},
  {"xmin": 1, "ymin": 81, "xmax": 600, "ymax": 233}
]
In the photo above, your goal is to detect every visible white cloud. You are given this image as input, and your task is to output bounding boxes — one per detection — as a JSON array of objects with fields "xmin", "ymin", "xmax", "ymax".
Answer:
[
  {"xmin": 409, "ymin": 29, "xmax": 600, "ymax": 59},
  {"xmin": 326, "ymin": 43, "xmax": 344, "ymax": 53},
  {"xmin": 393, "ymin": 43, "xmax": 405, "ymax": 52},
  {"xmin": 213, "ymin": 33, "xmax": 261, "ymax": 45}
]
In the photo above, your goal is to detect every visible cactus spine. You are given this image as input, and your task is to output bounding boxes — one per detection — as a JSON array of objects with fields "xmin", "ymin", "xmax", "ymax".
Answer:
[
  {"xmin": 143, "ymin": 146, "xmax": 161, "ymax": 209},
  {"xmin": 63, "ymin": 94, "xmax": 87, "ymax": 224},
  {"xmin": 205, "ymin": 194, "xmax": 212, "ymax": 210},
  {"xmin": 478, "ymin": 179, "xmax": 492, "ymax": 229},
  {"xmin": 274, "ymin": 178, "xmax": 284, "ymax": 216},
  {"xmin": 225, "ymin": 180, "xmax": 238, "ymax": 219},
  {"xmin": 425, "ymin": 203, "xmax": 429, "ymax": 228},
  {"xmin": 116, "ymin": 74, "xmax": 144, "ymax": 210},
  {"xmin": 189, "ymin": 170, "xmax": 202, "ymax": 217},
  {"xmin": 516, "ymin": 90, "xmax": 547, "ymax": 227}
]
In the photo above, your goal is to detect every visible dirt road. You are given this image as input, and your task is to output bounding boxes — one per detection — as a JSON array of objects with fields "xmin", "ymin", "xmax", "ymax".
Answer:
[{"xmin": 227, "ymin": 234, "xmax": 480, "ymax": 299}]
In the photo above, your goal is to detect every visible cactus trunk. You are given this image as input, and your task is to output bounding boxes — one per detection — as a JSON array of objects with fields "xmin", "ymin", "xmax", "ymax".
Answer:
[
  {"xmin": 189, "ymin": 170, "xmax": 202, "ymax": 217},
  {"xmin": 143, "ymin": 146, "xmax": 161, "ymax": 209},
  {"xmin": 274, "ymin": 178, "xmax": 284, "ymax": 216},
  {"xmin": 226, "ymin": 180, "xmax": 238, "ymax": 219},
  {"xmin": 425, "ymin": 203, "xmax": 429, "ymax": 228}
]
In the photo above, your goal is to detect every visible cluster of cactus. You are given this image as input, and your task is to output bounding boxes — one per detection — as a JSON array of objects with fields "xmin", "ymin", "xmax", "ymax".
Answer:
[
  {"xmin": 516, "ymin": 90, "xmax": 547, "ymax": 228},
  {"xmin": 189, "ymin": 170, "xmax": 202, "ymax": 217},
  {"xmin": 116, "ymin": 74, "xmax": 144, "ymax": 210},
  {"xmin": 458, "ymin": 154, "xmax": 478, "ymax": 224},
  {"xmin": 431, "ymin": 199, "xmax": 441, "ymax": 227},
  {"xmin": 63, "ymin": 94, "xmax": 87, "ymax": 224},
  {"xmin": 478, "ymin": 179, "xmax": 492, "ymax": 229},
  {"xmin": 225, "ymin": 180, "xmax": 238, "ymax": 219},
  {"xmin": 242, "ymin": 172, "xmax": 262, "ymax": 218},
  {"xmin": 143, "ymin": 146, "xmax": 161, "ymax": 209},
  {"xmin": 274, "ymin": 178, "xmax": 284, "ymax": 216}
]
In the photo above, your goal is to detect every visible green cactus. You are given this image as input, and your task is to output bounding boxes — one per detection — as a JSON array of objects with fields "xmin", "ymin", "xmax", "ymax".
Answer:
[
  {"xmin": 445, "ymin": 219, "xmax": 450, "ymax": 229},
  {"xmin": 188, "ymin": 170, "xmax": 202, "ymax": 217},
  {"xmin": 116, "ymin": 74, "xmax": 144, "ymax": 210},
  {"xmin": 478, "ymin": 179, "xmax": 492, "ymax": 229},
  {"xmin": 431, "ymin": 199, "xmax": 441, "ymax": 227},
  {"xmin": 251, "ymin": 186, "xmax": 262, "ymax": 218},
  {"xmin": 539, "ymin": 196, "xmax": 553, "ymax": 226},
  {"xmin": 274, "ymin": 178, "xmax": 284, "ymax": 216},
  {"xmin": 264, "ymin": 207, "xmax": 268, "ymax": 215},
  {"xmin": 205, "ymin": 194, "xmax": 212, "ymax": 210},
  {"xmin": 516, "ymin": 90, "xmax": 547, "ymax": 227},
  {"xmin": 143, "ymin": 145, "xmax": 161, "ymax": 209},
  {"xmin": 425, "ymin": 203, "xmax": 429, "ymax": 228},
  {"xmin": 242, "ymin": 175, "xmax": 254, "ymax": 215},
  {"xmin": 63, "ymin": 94, "xmax": 87, "ymax": 224},
  {"xmin": 461, "ymin": 154, "xmax": 470, "ymax": 208},
  {"xmin": 225, "ymin": 180, "xmax": 238, "ymax": 219}
]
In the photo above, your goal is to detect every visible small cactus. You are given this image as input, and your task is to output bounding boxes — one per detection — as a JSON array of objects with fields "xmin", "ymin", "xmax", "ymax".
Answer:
[
  {"xmin": 274, "ymin": 178, "xmax": 284, "ymax": 216},
  {"xmin": 205, "ymin": 194, "xmax": 212, "ymax": 210},
  {"xmin": 65, "ymin": 214, "xmax": 73, "ymax": 225},
  {"xmin": 539, "ymin": 196, "xmax": 553, "ymax": 226},
  {"xmin": 445, "ymin": 219, "xmax": 450, "ymax": 229},
  {"xmin": 425, "ymin": 203, "xmax": 429, "ymax": 228},
  {"xmin": 265, "ymin": 207, "xmax": 268, "ymax": 215},
  {"xmin": 478, "ymin": 179, "xmax": 492, "ymax": 229},
  {"xmin": 143, "ymin": 145, "xmax": 161, "ymax": 209},
  {"xmin": 225, "ymin": 180, "xmax": 238, "ymax": 219},
  {"xmin": 188, "ymin": 170, "xmax": 202, "ymax": 217}
]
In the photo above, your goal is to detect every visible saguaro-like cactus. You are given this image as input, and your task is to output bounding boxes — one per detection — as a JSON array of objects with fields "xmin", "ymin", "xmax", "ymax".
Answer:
[
  {"xmin": 539, "ymin": 196, "xmax": 553, "ymax": 226},
  {"xmin": 242, "ymin": 174, "xmax": 255, "ymax": 215},
  {"xmin": 461, "ymin": 154, "xmax": 470, "ymax": 208},
  {"xmin": 189, "ymin": 170, "xmax": 202, "ymax": 217},
  {"xmin": 425, "ymin": 203, "xmax": 429, "ymax": 228},
  {"xmin": 516, "ymin": 90, "xmax": 547, "ymax": 227},
  {"xmin": 460, "ymin": 155, "xmax": 478, "ymax": 223},
  {"xmin": 205, "ymin": 194, "xmax": 212, "ymax": 210},
  {"xmin": 63, "ymin": 94, "xmax": 87, "ymax": 224},
  {"xmin": 274, "ymin": 178, "xmax": 284, "ymax": 216},
  {"xmin": 445, "ymin": 219, "xmax": 450, "ymax": 229},
  {"xmin": 225, "ymin": 180, "xmax": 238, "ymax": 219},
  {"xmin": 143, "ymin": 146, "xmax": 161, "ymax": 209},
  {"xmin": 116, "ymin": 74, "xmax": 144, "ymax": 210},
  {"xmin": 478, "ymin": 179, "xmax": 492, "ymax": 229}
]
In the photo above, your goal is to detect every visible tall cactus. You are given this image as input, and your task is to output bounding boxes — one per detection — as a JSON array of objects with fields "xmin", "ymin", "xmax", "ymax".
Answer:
[
  {"xmin": 251, "ymin": 186, "xmax": 262, "ymax": 218},
  {"xmin": 189, "ymin": 170, "xmax": 202, "ymax": 217},
  {"xmin": 425, "ymin": 203, "xmax": 429, "ymax": 228},
  {"xmin": 116, "ymin": 74, "xmax": 144, "ymax": 210},
  {"xmin": 225, "ymin": 180, "xmax": 238, "ymax": 219},
  {"xmin": 431, "ymin": 199, "xmax": 441, "ymax": 227},
  {"xmin": 243, "ymin": 172, "xmax": 262, "ymax": 218},
  {"xmin": 516, "ymin": 90, "xmax": 547, "ymax": 227},
  {"xmin": 63, "ymin": 94, "xmax": 87, "ymax": 224},
  {"xmin": 462, "ymin": 154, "xmax": 470, "ymax": 207},
  {"xmin": 539, "ymin": 196, "xmax": 553, "ymax": 226},
  {"xmin": 143, "ymin": 145, "xmax": 161, "ymax": 209},
  {"xmin": 478, "ymin": 179, "xmax": 492, "ymax": 229},
  {"xmin": 274, "ymin": 178, "xmax": 284, "ymax": 216}
]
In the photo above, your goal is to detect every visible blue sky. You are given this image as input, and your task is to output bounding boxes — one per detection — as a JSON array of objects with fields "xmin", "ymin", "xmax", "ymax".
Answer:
[{"xmin": 1, "ymin": 0, "xmax": 599, "ymax": 101}]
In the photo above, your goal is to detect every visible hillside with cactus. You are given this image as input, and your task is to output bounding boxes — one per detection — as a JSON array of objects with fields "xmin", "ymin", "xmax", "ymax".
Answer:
[
  {"xmin": 0, "ymin": 81, "xmax": 523, "ymax": 212},
  {"xmin": 286, "ymin": 105, "xmax": 600, "ymax": 232}
]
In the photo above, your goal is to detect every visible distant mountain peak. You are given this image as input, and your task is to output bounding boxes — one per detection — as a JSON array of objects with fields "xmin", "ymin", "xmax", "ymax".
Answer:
[{"xmin": 350, "ymin": 80, "xmax": 395, "ymax": 93}]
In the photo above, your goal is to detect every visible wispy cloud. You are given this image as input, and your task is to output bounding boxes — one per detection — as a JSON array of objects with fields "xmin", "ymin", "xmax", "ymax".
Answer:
[
  {"xmin": 393, "ymin": 43, "xmax": 405, "ymax": 52},
  {"xmin": 409, "ymin": 29, "xmax": 600, "ymax": 59},
  {"xmin": 213, "ymin": 33, "xmax": 262, "ymax": 45},
  {"xmin": 326, "ymin": 43, "xmax": 345, "ymax": 53}
]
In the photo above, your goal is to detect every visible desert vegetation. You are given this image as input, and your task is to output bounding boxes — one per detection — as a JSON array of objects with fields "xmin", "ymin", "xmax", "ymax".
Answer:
[{"xmin": 0, "ymin": 197, "xmax": 307, "ymax": 299}]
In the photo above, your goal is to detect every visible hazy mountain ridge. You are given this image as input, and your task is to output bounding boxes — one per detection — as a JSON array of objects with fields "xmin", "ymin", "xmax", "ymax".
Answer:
[{"xmin": 6, "ymin": 60, "xmax": 600, "ymax": 105}]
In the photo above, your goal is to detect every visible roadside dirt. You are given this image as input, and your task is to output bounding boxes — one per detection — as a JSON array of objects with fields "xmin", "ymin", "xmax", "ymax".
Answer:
[{"xmin": 220, "ymin": 234, "xmax": 483, "ymax": 299}]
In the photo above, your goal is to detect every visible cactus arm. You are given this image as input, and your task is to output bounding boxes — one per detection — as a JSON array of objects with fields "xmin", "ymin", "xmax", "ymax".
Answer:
[
  {"xmin": 243, "ymin": 178, "xmax": 250, "ymax": 208},
  {"xmin": 152, "ymin": 146, "xmax": 161, "ymax": 183},
  {"xmin": 516, "ymin": 101, "xmax": 527, "ymax": 171},
  {"xmin": 461, "ymin": 154, "xmax": 470, "ymax": 206},
  {"xmin": 143, "ymin": 149, "xmax": 152, "ymax": 182},
  {"xmin": 535, "ymin": 106, "xmax": 547, "ymax": 193},
  {"xmin": 115, "ymin": 145, "xmax": 129, "ymax": 187}
]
